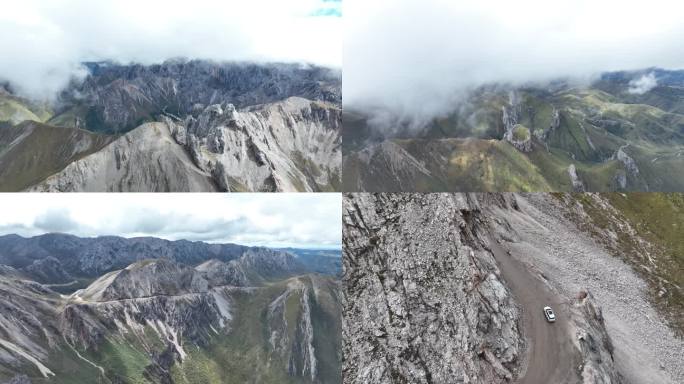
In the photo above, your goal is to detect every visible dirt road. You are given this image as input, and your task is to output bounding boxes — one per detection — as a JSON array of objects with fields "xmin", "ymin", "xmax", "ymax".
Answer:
[{"xmin": 488, "ymin": 237, "xmax": 578, "ymax": 383}]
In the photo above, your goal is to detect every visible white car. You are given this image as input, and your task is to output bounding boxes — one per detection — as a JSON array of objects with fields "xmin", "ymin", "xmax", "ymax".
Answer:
[{"xmin": 543, "ymin": 306, "xmax": 556, "ymax": 322}]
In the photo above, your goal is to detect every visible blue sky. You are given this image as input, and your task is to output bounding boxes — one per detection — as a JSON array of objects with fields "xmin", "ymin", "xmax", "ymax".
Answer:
[{"xmin": 312, "ymin": 0, "xmax": 342, "ymax": 17}]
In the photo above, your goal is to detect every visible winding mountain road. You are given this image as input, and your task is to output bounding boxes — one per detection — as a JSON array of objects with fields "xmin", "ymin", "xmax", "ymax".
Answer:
[{"xmin": 488, "ymin": 237, "xmax": 578, "ymax": 383}]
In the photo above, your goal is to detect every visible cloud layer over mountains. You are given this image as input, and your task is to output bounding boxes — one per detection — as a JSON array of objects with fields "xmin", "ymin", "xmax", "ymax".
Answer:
[
  {"xmin": 344, "ymin": 0, "xmax": 684, "ymax": 131},
  {"xmin": 0, "ymin": 0, "xmax": 342, "ymax": 99},
  {"xmin": 0, "ymin": 194, "xmax": 342, "ymax": 249}
]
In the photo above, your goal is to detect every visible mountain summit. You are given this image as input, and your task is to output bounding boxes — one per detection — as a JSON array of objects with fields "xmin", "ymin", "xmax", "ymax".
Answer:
[{"xmin": 0, "ymin": 60, "xmax": 341, "ymax": 192}]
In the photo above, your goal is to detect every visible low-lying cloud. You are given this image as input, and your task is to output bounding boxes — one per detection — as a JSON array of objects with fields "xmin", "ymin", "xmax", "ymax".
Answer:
[
  {"xmin": 628, "ymin": 73, "xmax": 658, "ymax": 95},
  {"xmin": 0, "ymin": 0, "xmax": 341, "ymax": 99},
  {"xmin": 344, "ymin": 0, "xmax": 684, "ymax": 133},
  {"xmin": 0, "ymin": 194, "xmax": 341, "ymax": 249}
]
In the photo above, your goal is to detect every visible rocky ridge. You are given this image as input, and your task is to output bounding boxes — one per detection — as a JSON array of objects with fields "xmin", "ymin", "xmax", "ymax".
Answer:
[
  {"xmin": 0, "ymin": 60, "xmax": 342, "ymax": 192},
  {"xmin": 0, "ymin": 248, "xmax": 341, "ymax": 383},
  {"xmin": 28, "ymin": 97, "xmax": 340, "ymax": 192},
  {"xmin": 343, "ymin": 193, "xmax": 625, "ymax": 383}
]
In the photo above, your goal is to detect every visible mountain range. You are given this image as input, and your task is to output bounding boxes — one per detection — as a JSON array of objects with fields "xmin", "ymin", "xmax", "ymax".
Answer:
[
  {"xmin": 0, "ymin": 234, "xmax": 341, "ymax": 384},
  {"xmin": 0, "ymin": 60, "xmax": 341, "ymax": 192},
  {"xmin": 344, "ymin": 69, "xmax": 684, "ymax": 192},
  {"xmin": 342, "ymin": 192, "xmax": 683, "ymax": 383}
]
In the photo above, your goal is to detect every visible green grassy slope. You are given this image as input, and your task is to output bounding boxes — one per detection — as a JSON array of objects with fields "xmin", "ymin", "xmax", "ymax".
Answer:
[
  {"xmin": 0, "ymin": 121, "xmax": 115, "ymax": 191},
  {"xmin": 174, "ymin": 276, "xmax": 339, "ymax": 384},
  {"xmin": 0, "ymin": 94, "xmax": 52, "ymax": 124},
  {"xmin": 344, "ymin": 85, "xmax": 684, "ymax": 192}
]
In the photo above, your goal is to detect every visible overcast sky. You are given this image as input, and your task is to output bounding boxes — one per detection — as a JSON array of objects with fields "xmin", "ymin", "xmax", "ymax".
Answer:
[
  {"xmin": 345, "ymin": 0, "xmax": 684, "ymax": 132},
  {"xmin": 0, "ymin": 194, "xmax": 341, "ymax": 249},
  {"xmin": 0, "ymin": 0, "xmax": 341, "ymax": 98}
]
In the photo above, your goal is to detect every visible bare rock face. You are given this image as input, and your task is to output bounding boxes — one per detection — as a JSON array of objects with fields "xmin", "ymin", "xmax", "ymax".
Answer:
[
  {"xmin": 344, "ymin": 193, "xmax": 627, "ymax": 384},
  {"xmin": 28, "ymin": 122, "xmax": 217, "ymax": 192},
  {"xmin": 195, "ymin": 259, "xmax": 251, "ymax": 287},
  {"xmin": 342, "ymin": 193, "xmax": 522, "ymax": 384},
  {"xmin": 28, "ymin": 98, "xmax": 341, "ymax": 192},
  {"xmin": 60, "ymin": 286, "xmax": 235, "ymax": 351},
  {"xmin": 569, "ymin": 291, "xmax": 620, "ymax": 383},
  {"xmin": 170, "ymin": 97, "xmax": 341, "ymax": 192},
  {"xmin": 195, "ymin": 249, "xmax": 304, "ymax": 286},
  {"xmin": 59, "ymin": 259, "xmax": 233, "ymax": 353},
  {"xmin": 502, "ymin": 91, "xmax": 533, "ymax": 153},
  {"xmin": 267, "ymin": 278, "xmax": 318, "ymax": 381},
  {"xmin": 611, "ymin": 146, "xmax": 643, "ymax": 191},
  {"xmin": 568, "ymin": 164, "xmax": 586, "ymax": 192},
  {"xmin": 79, "ymin": 259, "xmax": 209, "ymax": 302},
  {"xmin": 0, "ymin": 275, "xmax": 60, "ymax": 379}
]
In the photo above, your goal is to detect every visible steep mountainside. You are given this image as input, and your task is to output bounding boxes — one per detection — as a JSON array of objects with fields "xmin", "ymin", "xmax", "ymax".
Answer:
[
  {"xmin": 0, "ymin": 122, "xmax": 115, "ymax": 191},
  {"xmin": 344, "ymin": 69, "xmax": 684, "ymax": 192},
  {"xmin": 51, "ymin": 61, "xmax": 341, "ymax": 134},
  {"xmin": 0, "ymin": 244, "xmax": 342, "ymax": 383},
  {"xmin": 0, "ymin": 89, "xmax": 52, "ymax": 125},
  {"xmin": 343, "ymin": 193, "xmax": 683, "ymax": 383},
  {"xmin": 0, "ymin": 60, "xmax": 341, "ymax": 192},
  {"xmin": 28, "ymin": 122, "xmax": 217, "ymax": 192}
]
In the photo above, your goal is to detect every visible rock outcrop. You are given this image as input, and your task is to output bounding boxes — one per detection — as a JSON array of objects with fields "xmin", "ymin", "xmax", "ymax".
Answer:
[
  {"xmin": 343, "ymin": 193, "xmax": 522, "ymax": 383},
  {"xmin": 28, "ymin": 97, "xmax": 341, "ymax": 192},
  {"xmin": 169, "ymin": 97, "xmax": 341, "ymax": 191},
  {"xmin": 568, "ymin": 164, "xmax": 586, "ymax": 192},
  {"xmin": 343, "ymin": 193, "xmax": 630, "ymax": 383},
  {"xmin": 502, "ymin": 91, "xmax": 533, "ymax": 152},
  {"xmin": 195, "ymin": 259, "xmax": 250, "ymax": 287},
  {"xmin": 569, "ymin": 291, "xmax": 620, "ymax": 383}
]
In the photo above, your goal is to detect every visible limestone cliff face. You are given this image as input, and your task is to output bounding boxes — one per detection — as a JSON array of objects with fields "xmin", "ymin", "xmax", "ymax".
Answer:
[
  {"xmin": 343, "ymin": 193, "xmax": 625, "ymax": 384},
  {"xmin": 267, "ymin": 279, "xmax": 317, "ymax": 381},
  {"xmin": 0, "ymin": 275, "xmax": 60, "ymax": 379},
  {"xmin": 28, "ymin": 97, "xmax": 341, "ymax": 192},
  {"xmin": 342, "ymin": 193, "xmax": 522, "ymax": 383},
  {"xmin": 170, "ymin": 97, "xmax": 341, "ymax": 192}
]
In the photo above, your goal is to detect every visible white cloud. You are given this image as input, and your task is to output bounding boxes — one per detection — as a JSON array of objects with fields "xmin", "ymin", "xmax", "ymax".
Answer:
[
  {"xmin": 0, "ymin": 193, "xmax": 341, "ymax": 249},
  {"xmin": 344, "ymin": 0, "xmax": 684, "ymax": 132},
  {"xmin": 0, "ymin": 0, "xmax": 342, "ymax": 99},
  {"xmin": 628, "ymin": 73, "xmax": 658, "ymax": 94}
]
